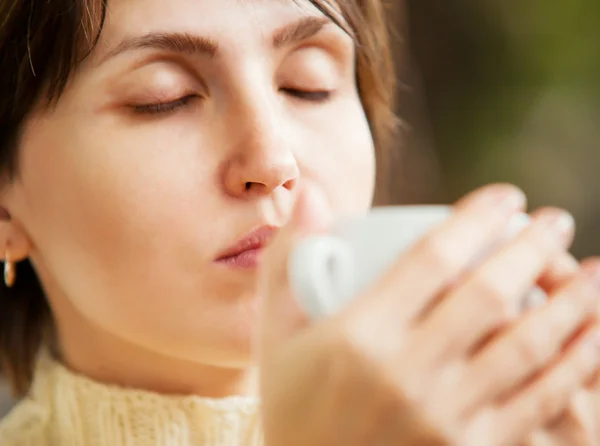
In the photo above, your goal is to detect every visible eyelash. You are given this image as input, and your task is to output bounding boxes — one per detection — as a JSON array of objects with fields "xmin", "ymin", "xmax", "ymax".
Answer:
[
  {"xmin": 281, "ymin": 88, "xmax": 333, "ymax": 103},
  {"xmin": 131, "ymin": 88, "xmax": 332, "ymax": 116},
  {"xmin": 132, "ymin": 94, "xmax": 197, "ymax": 115}
]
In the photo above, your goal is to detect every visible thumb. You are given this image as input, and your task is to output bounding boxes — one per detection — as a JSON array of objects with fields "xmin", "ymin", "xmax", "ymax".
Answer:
[{"xmin": 258, "ymin": 184, "xmax": 333, "ymax": 354}]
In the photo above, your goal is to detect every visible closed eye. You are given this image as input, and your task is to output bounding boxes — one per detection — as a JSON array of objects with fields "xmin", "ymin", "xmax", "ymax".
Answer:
[
  {"xmin": 281, "ymin": 88, "xmax": 332, "ymax": 102},
  {"xmin": 131, "ymin": 94, "xmax": 199, "ymax": 115}
]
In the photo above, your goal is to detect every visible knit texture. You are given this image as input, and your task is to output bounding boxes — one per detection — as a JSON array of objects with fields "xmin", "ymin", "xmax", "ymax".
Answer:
[{"xmin": 0, "ymin": 353, "xmax": 263, "ymax": 446}]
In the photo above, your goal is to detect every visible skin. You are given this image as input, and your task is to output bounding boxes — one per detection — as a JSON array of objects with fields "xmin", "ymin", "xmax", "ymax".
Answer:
[
  {"xmin": 523, "ymin": 256, "xmax": 600, "ymax": 446},
  {"xmin": 0, "ymin": 0, "xmax": 374, "ymax": 397},
  {"xmin": 259, "ymin": 184, "xmax": 600, "ymax": 446}
]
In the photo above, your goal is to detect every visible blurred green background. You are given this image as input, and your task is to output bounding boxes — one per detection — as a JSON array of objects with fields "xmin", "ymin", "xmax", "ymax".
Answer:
[{"xmin": 391, "ymin": 0, "xmax": 600, "ymax": 258}]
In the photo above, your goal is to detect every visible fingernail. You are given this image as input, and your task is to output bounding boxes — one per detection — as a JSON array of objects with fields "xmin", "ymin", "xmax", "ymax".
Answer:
[
  {"xmin": 492, "ymin": 187, "xmax": 526, "ymax": 210},
  {"xmin": 472, "ymin": 185, "xmax": 526, "ymax": 210},
  {"xmin": 538, "ymin": 210, "xmax": 575, "ymax": 239},
  {"xmin": 458, "ymin": 184, "xmax": 526, "ymax": 213}
]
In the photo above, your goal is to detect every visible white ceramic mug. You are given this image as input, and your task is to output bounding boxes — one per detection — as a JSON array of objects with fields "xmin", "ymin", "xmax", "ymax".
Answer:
[{"xmin": 289, "ymin": 205, "xmax": 546, "ymax": 320}]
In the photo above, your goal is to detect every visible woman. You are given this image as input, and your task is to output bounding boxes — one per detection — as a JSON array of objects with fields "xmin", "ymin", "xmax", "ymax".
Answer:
[{"xmin": 0, "ymin": 0, "xmax": 599, "ymax": 445}]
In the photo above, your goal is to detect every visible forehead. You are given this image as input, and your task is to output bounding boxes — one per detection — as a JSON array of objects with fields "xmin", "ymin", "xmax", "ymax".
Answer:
[{"xmin": 93, "ymin": 0, "xmax": 329, "ymax": 54}]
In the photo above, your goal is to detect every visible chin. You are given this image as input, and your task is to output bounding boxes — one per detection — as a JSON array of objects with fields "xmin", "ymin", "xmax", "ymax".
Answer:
[{"xmin": 147, "ymin": 285, "xmax": 262, "ymax": 366}]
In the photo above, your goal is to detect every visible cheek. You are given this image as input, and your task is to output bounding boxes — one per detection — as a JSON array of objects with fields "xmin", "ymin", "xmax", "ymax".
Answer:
[
  {"xmin": 16, "ymin": 117, "xmax": 221, "ymax": 323},
  {"xmin": 305, "ymin": 98, "xmax": 376, "ymax": 214}
]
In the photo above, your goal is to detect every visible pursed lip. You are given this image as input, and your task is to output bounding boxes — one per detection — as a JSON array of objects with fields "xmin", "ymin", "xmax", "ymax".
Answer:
[{"xmin": 214, "ymin": 225, "xmax": 278, "ymax": 267}]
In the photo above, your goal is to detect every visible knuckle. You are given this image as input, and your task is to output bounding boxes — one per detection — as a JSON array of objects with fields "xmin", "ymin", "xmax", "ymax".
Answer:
[
  {"xmin": 421, "ymin": 235, "xmax": 461, "ymax": 275},
  {"xmin": 526, "ymin": 356, "xmax": 586, "ymax": 427},
  {"xmin": 545, "ymin": 299, "xmax": 578, "ymax": 336},
  {"xmin": 500, "ymin": 236, "xmax": 551, "ymax": 282},
  {"xmin": 573, "ymin": 273, "xmax": 600, "ymax": 309},
  {"xmin": 464, "ymin": 357, "xmax": 498, "ymax": 398},
  {"xmin": 529, "ymin": 383, "xmax": 565, "ymax": 426},
  {"xmin": 469, "ymin": 273, "xmax": 515, "ymax": 321},
  {"xmin": 508, "ymin": 327, "xmax": 547, "ymax": 369},
  {"xmin": 568, "ymin": 338, "xmax": 599, "ymax": 381}
]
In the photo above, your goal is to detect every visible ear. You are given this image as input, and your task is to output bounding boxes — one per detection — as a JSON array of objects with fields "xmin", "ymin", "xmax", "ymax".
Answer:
[{"xmin": 0, "ymin": 206, "xmax": 32, "ymax": 262}]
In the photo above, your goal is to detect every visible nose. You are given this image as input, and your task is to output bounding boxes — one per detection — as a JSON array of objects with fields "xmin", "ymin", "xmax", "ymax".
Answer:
[{"xmin": 222, "ymin": 104, "xmax": 299, "ymax": 199}]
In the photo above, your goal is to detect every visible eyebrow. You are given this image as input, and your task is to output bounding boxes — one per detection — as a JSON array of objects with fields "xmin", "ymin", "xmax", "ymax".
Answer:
[
  {"xmin": 98, "ymin": 16, "xmax": 332, "ymax": 65},
  {"xmin": 273, "ymin": 16, "xmax": 331, "ymax": 48}
]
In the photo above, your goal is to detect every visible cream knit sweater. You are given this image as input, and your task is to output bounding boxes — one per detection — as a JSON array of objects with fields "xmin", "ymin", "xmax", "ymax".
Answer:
[{"xmin": 0, "ymin": 353, "xmax": 263, "ymax": 446}]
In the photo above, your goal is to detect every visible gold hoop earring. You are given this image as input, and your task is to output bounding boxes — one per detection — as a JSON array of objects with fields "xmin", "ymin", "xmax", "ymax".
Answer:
[{"xmin": 4, "ymin": 253, "xmax": 15, "ymax": 288}]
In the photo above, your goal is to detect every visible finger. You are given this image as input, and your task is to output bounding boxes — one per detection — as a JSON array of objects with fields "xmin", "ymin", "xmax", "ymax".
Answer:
[
  {"xmin": 520, "ymin": 252, "xmax": 579, "ymax": 313},
  {"xmin": 467, "ymin": 252, "xmax": 578, "ymax": 368},
  {"xmin": 520, "ymin": 430, "xmax": 555, "ymax": 446},
  {"xmin": 457, "ymin": 260, "xmax": 600, "ymax": 416},
  {"xmin": 537, "ymin": 252, "xmax": 580, "ymax": 294},
  {"xmin": 493, "ymin": 324, "xmax": 600, "ymax": 446},
  {"xmin": 543, "ymin": 389, "xmax": 599, "ymax": 446},
  {"xmin": 259, "ymin": 183, "xmax": 333, "ymax": 354},
  {"xmin": 356, "ymin": 183, "xmax": 526, "ymax": 323},
  {"xmin": 414, "ymin": 208, "xmax": 575, "ymax": 364}
]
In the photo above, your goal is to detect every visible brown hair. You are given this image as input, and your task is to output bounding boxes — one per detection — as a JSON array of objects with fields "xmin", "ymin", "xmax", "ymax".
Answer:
[{"xmin": 0, "ymin": 0, "xmax": 398, "ymax": 396}]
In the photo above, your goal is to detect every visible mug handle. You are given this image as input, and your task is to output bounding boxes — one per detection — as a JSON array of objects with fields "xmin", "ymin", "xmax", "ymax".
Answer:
[{"xmin": 289, "ymin": 235, "xmax": 355, "ymax": 319}]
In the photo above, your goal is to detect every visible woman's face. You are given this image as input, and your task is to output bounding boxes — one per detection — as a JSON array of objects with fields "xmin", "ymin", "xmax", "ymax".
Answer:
[{"xmin": 7, "ymin": 0, "xmax": 375, "ymax": 367}]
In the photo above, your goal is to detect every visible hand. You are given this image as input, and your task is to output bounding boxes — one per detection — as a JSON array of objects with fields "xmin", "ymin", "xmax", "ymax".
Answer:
[
  {"xmin": 523, "ymin": 256, "xmax": 600, "ymax": 446},
  {"xmin": 524, "ymin": 388, "xmax": 600, "ymax": 446},
  {"xmin": 258, "ymin": 183, "xmax": 600, "ymax": 446}
]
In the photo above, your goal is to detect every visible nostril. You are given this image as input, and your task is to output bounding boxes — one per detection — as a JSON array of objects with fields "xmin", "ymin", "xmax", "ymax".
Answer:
[
  {"xmin": 283, "ymin": 178, "xmax": 296, "ymax": 191},
  {"xmin": 244, "ymin": 182, "xmax": 267, "ymax": 194}
]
